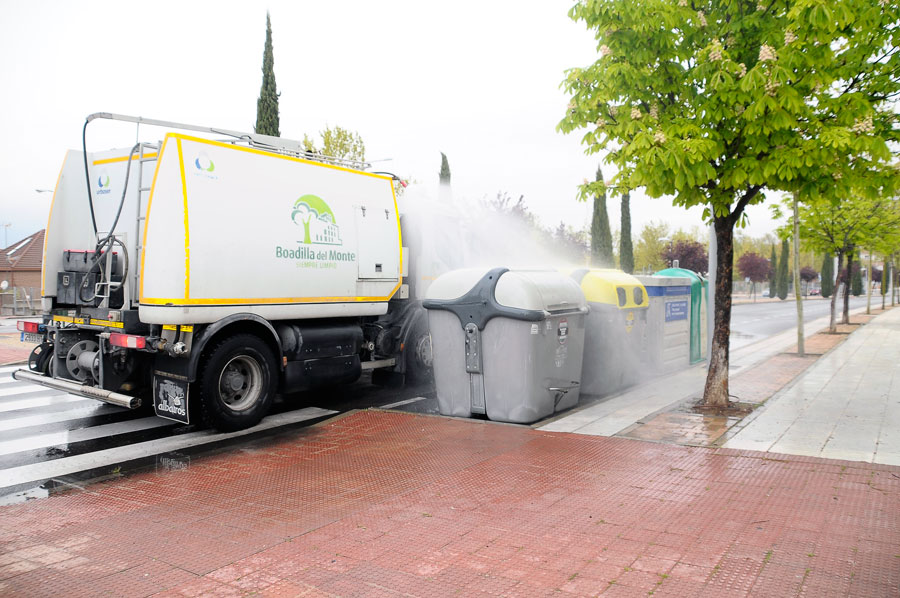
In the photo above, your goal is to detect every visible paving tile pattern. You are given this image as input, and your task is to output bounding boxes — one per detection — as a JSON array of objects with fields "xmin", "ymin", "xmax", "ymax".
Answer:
[
  {"xmin": 1, "ymin": 410, "xmax": 898, "ymax": 597},
  {"xmin": 726, "ymin": 307, "xmax": 900, "ymax": 465},
  {"xmin": 0, "ymin": 333, "xmax": 30, "ymax": 365}
]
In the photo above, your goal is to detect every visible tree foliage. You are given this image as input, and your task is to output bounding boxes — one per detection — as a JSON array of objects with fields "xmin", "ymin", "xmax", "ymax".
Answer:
[
  {"xmin": 851, "ymin": 262, "xmax": 863, "ymax": 295},
  {"xmin": 662, "ymin": 239, "xmax": 708, "ymax": 274},
  {"xmin": 255, "ymin": 12, "xmax": 280, "ymax": 137},
  {"xmin": 591, "ymin": 166, "xmax": 614, "ymax": 266},
  {"xmin": 737, "ymin": 251, "xmax": 770, "ymax": 282},
  {"xmin": 619, "ymin": 190, "xmax": 634, "ymax": 273},
  {"xmin": 821, "ymin": 253, "xmax": 834, "ymax": 297},
  {"xmin": 302, "ymin": 126, "xmax": 366, "ymax": 163},
  {"xmin": 634, "ymin": 221, "xmax": 670, "ymax": 272},
  {"xmin": 439, "ymin": 153, "xmax": 451, "ymax": 185},
  {"xmin": 559, "ymin": 0, "xmax": 900, "ymax": 406},
  {"xmin": 777, "ymin": 238, "xmax": 790, "ymax": 299},
  {"xmin": 799, "ymin": 266, "xmax": 818, "ymax": 283},
  {"xmin": 769, "ymin": 245, "xmax": 778, "ymax": 297}
]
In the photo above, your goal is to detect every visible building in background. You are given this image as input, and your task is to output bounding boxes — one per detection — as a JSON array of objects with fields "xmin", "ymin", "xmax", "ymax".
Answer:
[{"xmin": 1, "ymin": 229, "xmax": 44, "ymax": 291}]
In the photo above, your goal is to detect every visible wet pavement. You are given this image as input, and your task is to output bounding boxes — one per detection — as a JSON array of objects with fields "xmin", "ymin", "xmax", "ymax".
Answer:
[
  {"xmin": 1, "ymin": 409, "xmax": 898, "ymax": 597},
  {"xmin": 725, "ymin": 307, "xmax": 900, "ymax": 465},
  {"xmin": 0, "ymin": 367, "xmax": 437, "ymax": 503}
]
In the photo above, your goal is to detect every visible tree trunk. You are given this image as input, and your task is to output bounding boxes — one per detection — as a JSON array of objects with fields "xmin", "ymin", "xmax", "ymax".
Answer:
[
  {"xmin": 792, "ymin": 195, "xmax": 804, "ymax": 356},
  {"xmin": 843, "ymin": 248, "xmax": 854, "ymax": 324},
  {"xmin": 702, "ymin": 216, "xmax": 734, "ymax": 407},
  {"xmin": 829, "ymin": 250, "xmax": 843, "ymax": 333}
]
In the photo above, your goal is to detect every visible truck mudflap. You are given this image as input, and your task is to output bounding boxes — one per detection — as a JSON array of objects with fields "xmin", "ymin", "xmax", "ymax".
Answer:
[
  {"xmin": 152, "ymin": 372, "xmax": 190, "ymax": 425},
  {"xmin": 11, "ymin": 369, "xmax": 141, "ymax": 409}
]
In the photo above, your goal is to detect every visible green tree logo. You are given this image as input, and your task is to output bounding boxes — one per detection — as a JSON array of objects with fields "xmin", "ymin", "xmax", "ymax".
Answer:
[{"xmin": 291, "ymin": 195, "xmax": 341, "ymax": 246}]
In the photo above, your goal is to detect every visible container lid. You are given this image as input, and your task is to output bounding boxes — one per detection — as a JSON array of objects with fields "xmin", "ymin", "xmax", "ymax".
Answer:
[
  {"xmin": 424, "ymin": 268, "xmax": 587, "ymax": 329},
  {"xmin": 635, "ymin": 275, "xmax": 693, "ymax": 297},
  {"xmin": 571, "ymin": 268, "xmax": 648, "ymax": 309}
]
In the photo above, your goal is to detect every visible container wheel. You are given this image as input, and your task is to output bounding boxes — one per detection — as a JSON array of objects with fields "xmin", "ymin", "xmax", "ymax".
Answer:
[
  {"xmin": 197, "ymin": 334, "xmax": 277, "ymax": 432},
  {"xmin": 405, "ymin": 329, "xmax": 434, "ymax": 384}
]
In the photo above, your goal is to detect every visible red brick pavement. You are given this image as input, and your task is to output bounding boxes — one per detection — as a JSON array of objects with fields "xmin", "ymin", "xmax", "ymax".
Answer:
[
  {"xmin": 1, "ymin": 410, "xmax": 898, "ymax": 597},
  {"xmin": 0, "ymin": 333, "xmax": 31, "ymax": 365}
]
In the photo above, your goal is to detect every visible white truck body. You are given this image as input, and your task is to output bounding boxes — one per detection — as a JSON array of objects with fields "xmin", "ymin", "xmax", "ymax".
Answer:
[
  {"xmin": 43, "ymin": 134, "xmax": 403, "ymax": 324},
  {"xmin": 19, "ymin": 114, "xmax": 424, "ymax": 432}
]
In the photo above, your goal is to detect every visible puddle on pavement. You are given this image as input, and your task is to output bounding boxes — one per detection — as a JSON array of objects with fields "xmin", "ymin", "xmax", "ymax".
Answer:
[{"xmin": 621, "ymin": 412, "xmax": 742, "ymax": 446}]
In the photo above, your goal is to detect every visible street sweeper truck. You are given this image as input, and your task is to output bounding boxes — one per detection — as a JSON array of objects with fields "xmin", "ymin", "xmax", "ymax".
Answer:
[{"xmin": 14, "ymin": 113, "xmax": 433, "ymax": 431}]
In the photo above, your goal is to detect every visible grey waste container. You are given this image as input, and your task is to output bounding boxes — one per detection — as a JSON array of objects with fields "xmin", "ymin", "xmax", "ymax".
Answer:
[
  {"xmin": 423, "ymin": 267, "xmax": 588, "ymax": 424},
  {"xmin": 571, "ymin": 269, "xmax": 650, "ymax": 396},
  {"xmin": 635, "ymin": 275, "xmax": 692, "ymax": 374}
]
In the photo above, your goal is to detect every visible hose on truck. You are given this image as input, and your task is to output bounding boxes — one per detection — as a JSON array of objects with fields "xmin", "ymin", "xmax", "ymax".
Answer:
[{"xmin": 78, "ymin": 142, "xmax": 139, "ymax": 304}]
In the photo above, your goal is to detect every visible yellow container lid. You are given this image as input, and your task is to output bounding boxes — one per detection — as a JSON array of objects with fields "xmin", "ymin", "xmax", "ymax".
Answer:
[{"xmin": 573, "ymin": 268, "xmax": 649, "ymax": 309}]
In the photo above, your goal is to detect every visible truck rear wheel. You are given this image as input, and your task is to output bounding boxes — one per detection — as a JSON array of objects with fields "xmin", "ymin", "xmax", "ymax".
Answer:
[{"xmin": 197, "ymin": 334, "xmax": 277, "ymax": 432}]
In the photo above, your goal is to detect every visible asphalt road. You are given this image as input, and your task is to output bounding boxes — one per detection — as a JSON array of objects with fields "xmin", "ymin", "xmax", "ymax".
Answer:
[{"xmin": 729, "ymin": 294, "xmax": 869, "ymax": 350}]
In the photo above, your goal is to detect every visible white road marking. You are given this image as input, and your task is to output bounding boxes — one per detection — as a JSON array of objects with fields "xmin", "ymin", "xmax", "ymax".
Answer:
[
  {"xmin": 0, "ymin": 416, "xmax": 173, "ymax": 457},
  {"xmin": 0, "ymin": 402, "xmax": 119, "ymax": 432},
  {"xmin": 0, "ymin": 384, "xmax": 58, "ymax": 398},
  {"xmin": 0, "ymin": 407, "xmax": 338, "ymax": 490},
  {"xmin": 380, "ymin": 396, "xmax": 428, "ymax": 409},
  {"xmin": 0, "ymin": 394, "xmax": 84, "ymax": 413}
]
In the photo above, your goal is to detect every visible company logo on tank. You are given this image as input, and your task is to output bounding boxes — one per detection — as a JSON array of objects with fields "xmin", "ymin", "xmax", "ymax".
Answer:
[
  {"xmin": 192, "ymin": 153, "xmax": 218, "ymax": 180},
  {"xmin": 276, "ymin": 195, "xmax": 355, "ymax": 269},
  {"xmin": 95, "ymin": 170, "xmax": 111, "ymax": 195}
]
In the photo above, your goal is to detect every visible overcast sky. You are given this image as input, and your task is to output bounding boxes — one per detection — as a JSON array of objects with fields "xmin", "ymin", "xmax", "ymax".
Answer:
[{"xmin": 0, "ymin": 0, "xmax": 781, "ymax": 249}]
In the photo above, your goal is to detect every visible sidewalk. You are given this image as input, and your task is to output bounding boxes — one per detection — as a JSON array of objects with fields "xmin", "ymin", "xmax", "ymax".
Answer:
[
  {"xmin": 0, "ymin": 316, "xmax": 33, "ymax": 366},
  {"xmin": 539, "ymin": 306, "xmax": 869, "ymax": 440},
  {"xmin": 1, "ymin": 409, "xmax": 897, "ymax": 598},
  {"xmin": 723, "ymin": 306, "xmax": 900, "ymax": 465},
  {"xmin": 1, "ymin": 310, "xmax": 898, "ymax": 597}
]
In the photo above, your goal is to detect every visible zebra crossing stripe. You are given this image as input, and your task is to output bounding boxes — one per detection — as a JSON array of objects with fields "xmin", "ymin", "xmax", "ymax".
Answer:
[
  {"xmin": 0, "ymin": 407, "xmax": 337, "ymax": 490},
  {"xmin": 0, "ymin": 394, "xmax": 84, "ymax": 413},
  {"xmin": 0, "ymin": 416, "xmax": 174, "ymax": 457},
  {"xmin": 0, "ymin": 403, "xmax": 120, "ymax": 432}
]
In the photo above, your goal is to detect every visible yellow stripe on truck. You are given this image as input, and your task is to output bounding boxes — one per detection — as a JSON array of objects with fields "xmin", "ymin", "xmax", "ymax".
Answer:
[
  {"xmin": 140, "ymin": 133, "xmax": 402, "ymax": 306},
  {"xmin": 162, "ymin": 325, "xmax": 193, "ymax": 332},
  {"xmin": 92, "ymin": 153, "xmax": 158, "ymax": 166}
]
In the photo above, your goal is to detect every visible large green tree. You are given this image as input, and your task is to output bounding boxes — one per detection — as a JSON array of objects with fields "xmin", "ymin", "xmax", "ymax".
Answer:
[
  {"xmin": 255, "ymin": 12, "xmax": 280, "ymax": 137},
  {"xmin": 619, "ymin": 190, "xmax": 634, "ymax": 273},
  {"xmin": 591, "ymin": 167, "xmax": 615, "ymax": 266},
  {"xmin": 559, "ymin": 0, "xmax": 900, "ymax": 406}
]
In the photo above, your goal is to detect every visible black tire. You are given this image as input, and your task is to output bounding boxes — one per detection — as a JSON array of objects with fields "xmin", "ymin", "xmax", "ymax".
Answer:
[
  {"xmin": 28, "ymin": 342, "xmax": 53, "ymax": 375},
  {"xmin": 197, "ymin": 334, "xmax": 277, "ymax": 432}
]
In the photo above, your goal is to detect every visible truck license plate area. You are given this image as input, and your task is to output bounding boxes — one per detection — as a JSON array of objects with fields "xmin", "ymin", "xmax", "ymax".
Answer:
[
  {"xmin": 153, "ymin": 374, "xmax": 189, "ymax": 424},
  {"xmin": 21, "ymin": 332, "xmax": 43, "ymax": 344}
]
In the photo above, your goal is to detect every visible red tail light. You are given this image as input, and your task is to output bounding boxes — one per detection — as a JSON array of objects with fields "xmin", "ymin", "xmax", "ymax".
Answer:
[
  {"xmin": 17, "ymin": 321, "xmax": 41, "ymax": 333},
  {"xmin": 109, "ymin": 333, "xmax": 147, "ymax": 349}
]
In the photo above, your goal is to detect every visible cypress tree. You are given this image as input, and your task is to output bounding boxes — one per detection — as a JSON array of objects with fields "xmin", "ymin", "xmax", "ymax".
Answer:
[
  {"xmin": 821, "ymin": 253, "xmax": 834, "ymax": 298},
  {"xmin": 776, "ymin": 239, "xmax": 789, "ymax": 300},
  {"xmin": 439, "ymin": 153, "xmax": 451, "ymax": 185},
  {"xmin": 591, "ymin": 167, "xmax": 613, "ymax": 267},
  {"xmin": 255, "ymin": 13, "xmax": 280, "ymax": 137},
  {"xmin": 619, "ymin": 190, "xmax": 634, "ymax": 273},
  {"xmin": 769, "ymin": 245, "xmax": 778, "ymax": 297},
  {"xmin": 851, "ymin": 264, "xmax": 863, "ymax": 296}
]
